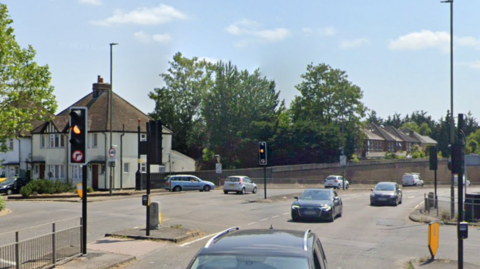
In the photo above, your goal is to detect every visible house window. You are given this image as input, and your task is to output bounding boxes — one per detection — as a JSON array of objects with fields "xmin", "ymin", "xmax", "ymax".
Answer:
[
  {"xmin": 71, "ymin": 165, "xmax": 83, "ymax": 180},
  {"xmin": 124, "ymin": 163, "xmax": 129, "ymax": 173},
  {"xmin": 14, "ymin": 166, "xmax": 19, "ymax": 176},
  {"xmin": 140, "ymin": 134, "xmax": 147, "ymax": 142},
  {"xmin": 49, "ymin": 134, "xmax": 65, "ymax": 148},
  {"xmin": 141, "ymin": 163, "xmax": 146, "ymax": 173},
  {"xmin": 48, "ymin": 165, "xmax": 64, "ymax": 179},
  {"xmin": 35, "ymin": 165, "xmax": 39, "ymax": 174},
  {"xmin": 92, "ymin": 133, "xmax": 98, "ymax": 148},
  {"xmin": 40, "ymin": 135, "xmax": 45, "ymax": 148},
  {"xmin": 8, "ymin": 139, "xmax": 14, "ymax": 151}
]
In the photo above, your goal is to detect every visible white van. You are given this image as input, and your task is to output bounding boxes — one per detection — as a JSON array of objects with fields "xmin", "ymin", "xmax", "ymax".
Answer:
[
  {"xmin": 454, "ymin": 175, "xmax": 471, "ymax": 187},
  {"xmin": 402, "ymin": 173, "xmax": 424, "ymax": 187}
]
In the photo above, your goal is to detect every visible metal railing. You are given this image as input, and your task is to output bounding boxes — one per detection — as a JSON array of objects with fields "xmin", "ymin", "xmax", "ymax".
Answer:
[
  {"xmin": 0, "ymin": 218, "xmax": 82, "ymax": 269},
  {"xmin": 424, "ymin": 193, "xmax": 480, "ymax": 222}
]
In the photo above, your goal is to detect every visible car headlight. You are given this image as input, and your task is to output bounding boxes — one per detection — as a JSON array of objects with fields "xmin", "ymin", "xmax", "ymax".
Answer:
[
  {"xmin": 320, "ymin": 205, "xmax": 331, "ymax": 210},
  {"xmin": 371, "ymin": 193, "xmax": 375, "ymax": 197},
  {"xmin": 291, "ymin": 205, "xmax": 300, "ymax": 209}
]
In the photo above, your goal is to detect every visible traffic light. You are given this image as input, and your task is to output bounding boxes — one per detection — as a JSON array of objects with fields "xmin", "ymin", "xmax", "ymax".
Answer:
[
  {"xmin": 69, "ymin": 107, "xmax": 88, "ymax": 165},
  {"xmin": 146, "ymin": 120, "xmax": 163, "ymax": 165},
  {"xmin": 259, "ymin": 142, "xmax": 267, "ymax": 166},
  {"xmin": 449, "ymin": 144, "xmax": 463, "ymax": 174},
  {"xmin": 429, "ymin": 146, "xmax": 438, "ymax": 170}
]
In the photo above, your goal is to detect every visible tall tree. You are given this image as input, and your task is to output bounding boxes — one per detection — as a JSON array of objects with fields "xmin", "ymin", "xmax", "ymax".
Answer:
[
  {"xmin": 202, "ymin": 62, "xmax": 284, "ymax": 168},
  {"xmin": 148, "ymin": 52, "xmax": 212, "ymax": 160},
  {"xmin": 0, "ymin": 4, "xmax": 57, "ymax": 152},
  {"xmin": 290, "ymin": 63, "xmax": 366, "ymax": 162}
]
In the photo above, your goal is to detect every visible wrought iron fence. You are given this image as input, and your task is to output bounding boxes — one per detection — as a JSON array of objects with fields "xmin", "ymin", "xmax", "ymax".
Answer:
[
  {"xmin": 0, "ymin": 218, "xmax": 81, "ymax": 269},
  {"xmin": 424, "ymin": 193, "xmax": 480, "ymax": 222}
]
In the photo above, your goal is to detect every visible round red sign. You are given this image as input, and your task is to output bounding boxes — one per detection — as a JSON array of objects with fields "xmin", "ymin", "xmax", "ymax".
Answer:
[{"xmin": 72, "ymin": 150, "xmax": 84, "ymax": 162}]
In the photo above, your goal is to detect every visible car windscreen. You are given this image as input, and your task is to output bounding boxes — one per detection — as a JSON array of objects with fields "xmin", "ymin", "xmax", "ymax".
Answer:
[
  {"xmin": 0, "ymin": 179, "xmax": 15, "ymax": 185},
  {"xmin": 189, "ymin": 254, "xmax": 309, "ymax": 269},
  {"xmin": 226, "ymin": 177, "xmax": 240, "ymax": 182},
  {"xmin": 375, "ymin": 184, "xmax": 395, "ymax": 191},
  {"xmin": 300, "ymin": 190, "xmax": 331, "ymax": 200}
]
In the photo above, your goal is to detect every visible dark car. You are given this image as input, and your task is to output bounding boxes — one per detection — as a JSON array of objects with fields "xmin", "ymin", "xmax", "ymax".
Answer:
[
  {"xmin": 186, "ymin": 227, "xmax": 328, "ymax": 269},
  {"xmin": 0, "ymin": 177, "xmax": 27, "ymax": 195},
  {"xmin": 291, "ymin": 188, "xmax": 342, "ymax": 222},
  {"xmin": 370, "ymin": 182, "xmax": 402, "ymax": 206}
]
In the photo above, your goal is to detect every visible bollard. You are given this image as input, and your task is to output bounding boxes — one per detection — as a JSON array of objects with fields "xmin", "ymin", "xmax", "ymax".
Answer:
[{"xmin": 149, "ymin": 202, "xmax": 160, "ymax": 229}]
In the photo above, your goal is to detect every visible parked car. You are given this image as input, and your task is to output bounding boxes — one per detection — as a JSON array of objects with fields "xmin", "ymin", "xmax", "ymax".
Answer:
[
  {"xmin": 223, "ymin": 175, "xmax": 257, "ymax": 194},
  {"xmin": 454, "ymin": 175, "xmax": 471, "ymax": 187},
  {"xmin": 186, "ymin": 227, "xmax": 329, "ymax": 269},
  {"xmin": 324, "ymin": 175, "xmax": 349, "ymax": 189},
  {"xmin": 291, "ymin": 188, "xmax": 342, "ymax": 222},
  {"xmin": 370, "ymin": 182, "xmax": 402, "ymax": 206},
  {"xmin": 0, "ymin": 177, "xmax": 27, "ymax": 195},
  {"xmin": 402, "ymin": 173, "xmax": 424, "ymax": 187},
  {"xmin": 164, "ymin": 175, "xmax": 215, "ymax": 192}
]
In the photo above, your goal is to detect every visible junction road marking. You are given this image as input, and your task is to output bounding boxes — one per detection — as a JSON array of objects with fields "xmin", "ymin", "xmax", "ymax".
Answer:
[
  {"xmin": 272, "ymin": 215, "xmax": 279, "ymax": 218},
  {"xmin": 247, "ymin": 222, "xmax": 256, "ymax": 226},
  {"xmin": 259, "ymin": 218, "xmax": 268, "ymax": 222},
  {"xmin": 180, "ymin": 233, "xmax": 217, "ymax": 247}
]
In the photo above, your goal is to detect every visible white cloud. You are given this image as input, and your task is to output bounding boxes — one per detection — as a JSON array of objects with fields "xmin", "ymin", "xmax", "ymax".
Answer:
[
  {"xmin": 91, "ymin": 4, "xmax": 187, "ymax": 26},
  {"xmin": 319, "ymin": 27, "xmax": 336, "ymax": 36},
  {"xmin": 78, "ymin": 0, "xmax": 102, "ymax": 5},
  {"xmin": 134, "ymin": 31, "xmax": 172, "ymax": 44},
  {"xmin": 388, "ymin": 30, "xmax": 450, "ymax": 51},
  {"xmin": 389, "ymin": 30, "xmax": 480, "ymax": 52},
  {"xmin": 226, "ymin": 19, "xmax": 290, "ymax": 46},
  {"xmin": 340, "ymin": 38, "xmax": 370, "ymax": 49}
]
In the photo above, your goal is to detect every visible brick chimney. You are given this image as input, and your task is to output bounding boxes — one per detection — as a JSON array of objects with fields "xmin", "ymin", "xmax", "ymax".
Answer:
[{"xmin": 92, "ymin": 75, "xmax": 111, "ymax": 98}]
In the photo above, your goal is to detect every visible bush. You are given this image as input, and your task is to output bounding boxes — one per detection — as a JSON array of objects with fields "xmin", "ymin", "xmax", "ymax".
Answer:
[
  {"xmin": 350, "ymin": 154, "xmax": 359, "ymax": 162},
  {"xmin": 87, "ymin": 186, "xmax": 94, "ymax": 193},
  {"xmin": 19, "ymin": 179, "xmax": 74, "ymax": 198},
  {"xmin": 0, "ymin": 196, "xmax": 5, "ymax": 211}
]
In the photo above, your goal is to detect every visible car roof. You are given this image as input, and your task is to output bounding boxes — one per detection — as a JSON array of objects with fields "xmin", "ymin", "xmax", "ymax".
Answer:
[
  {"xmin": 199, "ymin": 228, "xmax": 314, "ymax": 257},
  {"xmin": 326, "ymin": 175, "xmax": 342, "ymax": 177},
  {"xmin": 227, "ymin": 175, "xmax": 248, "ymax": 178},
  {"xmin": 303, "ymin": 188, "xmax": 332, "ymax": 192},
  {"xmin": 376, "ymin": 182, "xmax": 396, "ymax": 185}
]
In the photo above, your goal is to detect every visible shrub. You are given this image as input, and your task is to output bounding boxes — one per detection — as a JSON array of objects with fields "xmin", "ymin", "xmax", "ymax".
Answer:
[
  {"xmin": 19, "ymin": 179, "xmax": 73, "ymax": 198},
  {"xmin": 0, "ymin": 196, "xmax": 5, "ymax": 211},
  {"xmin": 350, "ymin": 154, "xmax": 359, "ymax": 162},
  {"xmin": 86, "ymin": 186, "xmax": 94, "ymax": 193}
]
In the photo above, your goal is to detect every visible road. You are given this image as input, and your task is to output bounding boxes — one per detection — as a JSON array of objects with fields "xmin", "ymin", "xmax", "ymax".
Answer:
[{"xmin": 2, "ymin": 186, "xmax": 480, "ymax": 269}]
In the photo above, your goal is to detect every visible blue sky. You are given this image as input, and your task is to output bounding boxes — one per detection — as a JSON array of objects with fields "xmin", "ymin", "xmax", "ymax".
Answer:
[{"xmin": 3, "ymin": 0, "xmax": 480, "ymax": 122}]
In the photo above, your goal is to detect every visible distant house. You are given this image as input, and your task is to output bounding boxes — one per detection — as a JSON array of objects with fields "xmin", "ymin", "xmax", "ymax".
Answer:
[
  {"xmin": 29, "ymin": 75, "xmax": 195, "ymax": 190},
  {"xmin": 358, "ymin": 124, "xmax": 437, "ymax": 159}
]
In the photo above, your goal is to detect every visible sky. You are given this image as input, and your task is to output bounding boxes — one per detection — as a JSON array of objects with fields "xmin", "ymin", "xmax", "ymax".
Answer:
[{"xmin": 3, "ymin": 0, "xmax": 480, "ymax": 122}]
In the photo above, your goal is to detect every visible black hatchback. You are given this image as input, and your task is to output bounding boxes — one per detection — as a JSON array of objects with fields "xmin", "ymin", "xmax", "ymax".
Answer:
[
  {"xmin": 0, "ymin": 177, "xmax": 27, "ymax": 195},
  {"xmin": 186, "ymin": 227, "xmax": 328, "ymax": 269}
]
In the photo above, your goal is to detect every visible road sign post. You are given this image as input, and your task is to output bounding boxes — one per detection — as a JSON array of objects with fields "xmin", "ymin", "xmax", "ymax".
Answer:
[{"xmin": 428, "ymin": 222, "xmax": 440, "ymax": 259}]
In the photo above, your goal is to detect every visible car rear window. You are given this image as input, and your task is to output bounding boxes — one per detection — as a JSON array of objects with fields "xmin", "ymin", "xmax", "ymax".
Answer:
[
  {"xmin": 227, "ymin": 177, "xmax": 241, "ymax": 182},
  {"xmin": 325, "ymin": 177, "xmax": 337, "ymax": 181}
]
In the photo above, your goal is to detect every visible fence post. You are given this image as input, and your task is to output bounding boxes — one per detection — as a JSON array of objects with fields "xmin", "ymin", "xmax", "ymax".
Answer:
[
  {"xmin": 15, "ymin": 231, "xmax": 19, "ymax": 269},
  {"xmin": 52, "ymin": 223, "xmax": 56, "ymax": 266}
]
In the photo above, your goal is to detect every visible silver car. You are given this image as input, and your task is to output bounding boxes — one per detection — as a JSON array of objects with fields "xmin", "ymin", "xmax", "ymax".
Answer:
[{"xmin": 223, "ymin": 176, "xmax": 257, "ymax": 195}]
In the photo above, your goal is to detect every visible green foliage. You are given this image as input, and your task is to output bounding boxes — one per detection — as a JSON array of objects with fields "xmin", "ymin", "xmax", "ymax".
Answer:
[
  {"xmin": 410, "ymin": 144, "xmax": 425, "ymax": 159},
  {"xmin": 350, "ymin": 154, "xmax": 359, "ymax": 162},
  {"xmin": 0, "ymin": 195, "xmax": 5, "ymax": 211},
  {"xmin": 0, "ymin": 5, "xmax": 57, "ymax": 153},
  {"xmin": 86, "ymin": 186, "xmax": 94, "ymax": 193},
  {"xmin": 400, "ymin": 122, "xmax": 419, "ymax": 133},
  {"xmin": 19, "ymin": 179, "xmax": 73, "ymax": 198},
  {"xmin": 385, "ymin": 152, "xmax": 397, "ymax": 159}
]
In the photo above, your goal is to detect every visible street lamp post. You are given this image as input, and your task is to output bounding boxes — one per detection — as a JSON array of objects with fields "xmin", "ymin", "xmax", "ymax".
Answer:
[{"xmin": 109, "ymin": 42, "xmax": 118, "ymax": 196}]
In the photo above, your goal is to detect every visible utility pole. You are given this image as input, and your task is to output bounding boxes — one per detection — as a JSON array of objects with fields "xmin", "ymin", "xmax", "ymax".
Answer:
[{"xmin": 109, "ymin": 42, "xmax": 118, "ymax": 196}]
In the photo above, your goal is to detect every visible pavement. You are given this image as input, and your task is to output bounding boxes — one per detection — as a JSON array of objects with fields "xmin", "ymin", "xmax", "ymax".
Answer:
[{"xmin": 4, "ymin": 185, "xmax": 480, "ymax": 269}]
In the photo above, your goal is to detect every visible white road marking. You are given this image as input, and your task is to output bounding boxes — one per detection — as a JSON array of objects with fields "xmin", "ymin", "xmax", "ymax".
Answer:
[
  {"xmin": 272, "ymin": 215, "xmax": 279, "ymax": 218},
  {"xmin": 0, "ymin": 259, "xmax": 16, "ymax": 266},
  {"xmin": 180, "ymin": 233, "xmax": 217, "ymax": 247},
  {"xmin": 283, "ymin": 213, "xmax": 289, "ymax": 215},
  {"xmin": 259, "ymin": 218, "xmax": 268, "ymax": 222},
  {"xmin": 408, "ymin": 196, "xmax": 415, "ymax": 199},
  {"xmin": 247, "ymin": 222, "xmax": 256, "ymax": 225}
]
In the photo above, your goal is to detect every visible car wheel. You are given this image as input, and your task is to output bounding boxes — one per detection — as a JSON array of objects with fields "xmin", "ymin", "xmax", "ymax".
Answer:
[
  {"xmin": 252, "ymin": 187, "xmax": 257, "ymax": 194},
  {"xmin": 370, "ymin": 201, "xmax": 375, "ymax": 206},
  {"xmin": 224, "ymin": 190, "xmax": 228, "ymax": 194},
  {"xmin": 173, "ymin": 186, "xmax": 181, "ymax": 192},
  {"xmin": 346, "ymin": 184, "xmax": 349, "ymax": 190},
  {"xmin": 291, "ymin": 215, "xmax": 299, "ymax": 222},
  {"xmin": 203, "ymin": 185, "xmax": 211, "ymax": 192},
  {"xmin": 399, "ymin": 198, "xmax": 402, "ymax": 204},
  {"xmin": 6, "ymin": 189, "xmax": 12, "ymax": 195},
  {"xmin": 240, "ymin": 188, "xmax": 245, "ymax": 195}
]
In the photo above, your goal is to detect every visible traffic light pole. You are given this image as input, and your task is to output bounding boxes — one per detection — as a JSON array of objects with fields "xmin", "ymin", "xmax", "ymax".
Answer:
[
  {"xmin": 263, "ymin": 166, "xmax": 267, "ymax": 200},
  {"xmin": 81, "ymin": 165, "xmax": 87, "ymax": 255},
  {"xmin": 457, "ymin": 113, "xmax": 465, "ymax": 269}
]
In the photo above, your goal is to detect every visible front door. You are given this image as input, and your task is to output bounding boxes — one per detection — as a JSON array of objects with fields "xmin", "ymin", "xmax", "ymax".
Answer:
[
  {"xmin": 92, "ymin": 165, "xmax": 99, "ymax": 189},
  {"xmin": 39, "ymin": 165, "xmax": 45, "ymax": 179}
]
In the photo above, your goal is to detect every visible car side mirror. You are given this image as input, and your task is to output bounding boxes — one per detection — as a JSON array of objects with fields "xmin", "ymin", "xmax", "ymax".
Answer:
[
  {"xmin": 334, "ymin": 197, "xmax": 339, "ymax": 201},
  {"xmin": 370, "ymin": 188, "xmax": 373, "ymax": 191},
  {"xmin": 294, "ymin": 196, "xmax": 298, "ymax": 200}
]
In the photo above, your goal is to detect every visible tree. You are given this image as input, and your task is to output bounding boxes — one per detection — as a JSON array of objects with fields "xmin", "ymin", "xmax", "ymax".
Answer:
[
  {"xmin": 290, "ymin": 63, "xmax": 366, "ymax": 162},
  {"xmin": 400, "ymin": 122, "xmax": 419, "ymax": 133},
  {"xmin": 0, "ymin": 4, "xmax": 57, "ymax": 152},
  {"xmin": 202, "ymin": 62, "xmax": 284, "ymax": 168},
  {"xmin": 366, "ymin": 110, "xmax": 384, "ymax": 125},
  {"xmin": 148, "ymin": 52, "xmax": 212, "ymax": 160}
]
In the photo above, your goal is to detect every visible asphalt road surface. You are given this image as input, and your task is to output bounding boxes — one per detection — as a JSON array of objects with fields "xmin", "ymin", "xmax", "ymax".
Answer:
[{"xmin": 2, "ymin": 186, "xmax": 480, "ymax": 269}]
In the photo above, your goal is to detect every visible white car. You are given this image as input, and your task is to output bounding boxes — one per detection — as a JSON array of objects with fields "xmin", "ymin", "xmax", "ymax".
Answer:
[
  {"xmin": 223, "ymin": 175, "xmax": 257, "ymax": 194},
  {"xmin": 454, "ymin": 175, "xmax": 470, "ymax": 187},
  {"xmin": 402, "ymin": 173, "xmax": 424, "ymax": 187},
  {"xmin": 324, "ymin": 175, "xmax": 349, "ymax": 189}
]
